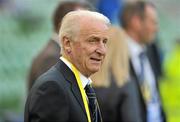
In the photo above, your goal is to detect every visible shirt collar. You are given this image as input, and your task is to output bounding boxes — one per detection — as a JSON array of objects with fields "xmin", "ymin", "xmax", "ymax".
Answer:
[{"xmin": 60, "ymin": 56, "xmax": 92, "ymax": 88}]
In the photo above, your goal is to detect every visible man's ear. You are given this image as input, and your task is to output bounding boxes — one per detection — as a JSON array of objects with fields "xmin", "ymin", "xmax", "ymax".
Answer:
[{"xmin": 62, "ymin": 36, "xmax": 71, "ymax": 54}]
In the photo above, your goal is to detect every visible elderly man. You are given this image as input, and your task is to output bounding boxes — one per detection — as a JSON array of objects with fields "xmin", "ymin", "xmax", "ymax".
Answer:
[
  {"xmin": 24, "ymin": 10, "xmax": 110, "ymax": 122},
  {"xmin": 27, "ymin": 1, "xmax": 92, "ymax": 91}
]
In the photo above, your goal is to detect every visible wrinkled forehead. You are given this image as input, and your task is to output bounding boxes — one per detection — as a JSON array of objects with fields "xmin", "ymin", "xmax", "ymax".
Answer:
[{"xmin": 79, "ymin": 18, "xmax": 110, "ymax": 36}]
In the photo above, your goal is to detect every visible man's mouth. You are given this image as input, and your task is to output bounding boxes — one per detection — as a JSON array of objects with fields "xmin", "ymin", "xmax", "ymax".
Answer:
[{"xmin": 90, "ymin": 57, "xmax": 102, "ymax": 62}]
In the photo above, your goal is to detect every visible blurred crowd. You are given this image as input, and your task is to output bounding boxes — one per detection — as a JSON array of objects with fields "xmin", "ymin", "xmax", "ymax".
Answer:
[{"xmin": 0, "ymin": 0, "xmax": 180, "ymax": 122}]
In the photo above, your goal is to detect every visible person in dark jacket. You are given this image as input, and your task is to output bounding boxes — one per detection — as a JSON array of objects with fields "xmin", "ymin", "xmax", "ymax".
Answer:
[
  {"xmin": 24, "ymin": 10, "xmax": 111, "ymax": 122},
  {"xmin": 120, "ymin": 1, "xmax": 166, "ymax": 122}
]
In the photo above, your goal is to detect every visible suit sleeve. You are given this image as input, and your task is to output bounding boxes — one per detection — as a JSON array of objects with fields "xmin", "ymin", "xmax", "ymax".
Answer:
[{"xmin": 29, "ymin": 81, "xmax": 69, "ymax": 122}]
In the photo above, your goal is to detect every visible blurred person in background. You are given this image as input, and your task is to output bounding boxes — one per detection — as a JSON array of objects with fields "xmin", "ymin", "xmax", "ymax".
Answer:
[
  {"xmin": 24, "ymin": 10, "xmax": 111, "ymax": 122},
  {"xmin": 91, "ymin": 26, "xmax": 143, "ymax": 122},
  {"xmin": 27, "ymin": 1, "xmax": 92, "ymax": 91},
  {"xmin": 161, "ymin": 37, "xmax": 180, "ymax": 122},
  {"xmin": 120, "ymin": 1, "xmax": 166, "ymax": 122}
]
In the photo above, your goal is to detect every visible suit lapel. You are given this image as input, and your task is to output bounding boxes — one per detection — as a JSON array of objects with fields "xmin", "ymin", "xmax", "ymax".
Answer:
[
  {"xmin": 129, "ymin": 59, "xmax": 147, "ymax": 110},
  {"xmin": 55, "ymin": 60, "xmax": 87, "ymax": 115},
  {"xmin": 146, "ymin": 47, "xmax": 158, "ymax": 80},
  {"xmin": 129, "ymin": 59, "xmax": 139, "ymax": 83},
  {"xmin": 71, "ymin": 82, "xmax": 87, "ymax": 115},
  {"xmin": 97, "ymin": 102, "xmax": 103, "ymax": 122}
]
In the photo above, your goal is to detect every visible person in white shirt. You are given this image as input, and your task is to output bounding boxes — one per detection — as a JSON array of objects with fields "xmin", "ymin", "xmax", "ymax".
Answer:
[{"xmin": 120, "ymin": 1, "xmax": 166, "ymax": 122}]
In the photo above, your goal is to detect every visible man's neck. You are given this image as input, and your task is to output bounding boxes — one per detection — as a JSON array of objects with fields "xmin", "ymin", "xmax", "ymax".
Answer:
[
  {"xmin": 61, "ymin": 55, "xmax": 90, "ymax": 78},
  {"xmin": 126, "ymin": 30, "xmax": 143, "ymax": 46}
]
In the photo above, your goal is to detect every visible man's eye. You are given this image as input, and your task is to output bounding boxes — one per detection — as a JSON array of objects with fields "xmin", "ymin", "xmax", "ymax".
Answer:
[
  {"xmin": 89, "ymin": 39, "xmax": 96, "ymax": 42},
  {"xmin": 103, "ymin": 39, "xmax": 107, "ymax": 44},
  {"xmin": 89, "ymin": 38, "xmax": 98, "ymax": 43}
]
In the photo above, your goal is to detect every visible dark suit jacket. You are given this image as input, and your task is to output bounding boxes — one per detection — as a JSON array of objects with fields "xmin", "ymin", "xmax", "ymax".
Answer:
[
  {"xmin": 25, "ymin": 60, "xmax": 94, "ymax": 122},
  {"xmin": 28, "ymin": 39, "xmax": 60, "ymax": 91},
  {"xmin": 129, "ymin": 43, "xmax": 166, "ymax": 122},
  {"xmin": 94, "ymin": 76, "xmax": 143, "ymax": 122}
]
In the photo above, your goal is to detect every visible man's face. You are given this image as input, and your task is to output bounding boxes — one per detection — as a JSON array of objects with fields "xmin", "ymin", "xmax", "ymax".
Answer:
[
  {"xmin": 140, "ymin": 5, "xmax": 158, "ymax": 44},
  {"xmin": 69, "ymin": 19, "xmax": 109, "ymax": 77}
]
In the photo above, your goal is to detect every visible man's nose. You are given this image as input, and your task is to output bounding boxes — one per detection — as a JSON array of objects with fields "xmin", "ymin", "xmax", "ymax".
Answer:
[{"xmin": 96, "ymin": 41, "xmax": 106, "ymax": 55}]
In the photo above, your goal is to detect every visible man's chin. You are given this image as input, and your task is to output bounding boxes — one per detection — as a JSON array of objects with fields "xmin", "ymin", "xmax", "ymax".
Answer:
[{"xmin": 90, "ymin": 67, "xmax": 100, "ymax": 73}]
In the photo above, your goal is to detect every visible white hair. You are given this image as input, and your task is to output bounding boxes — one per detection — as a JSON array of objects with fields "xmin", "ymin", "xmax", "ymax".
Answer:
[{"xmin": 59, "ymin": 10, "xmax": 111, "ymax": 54}]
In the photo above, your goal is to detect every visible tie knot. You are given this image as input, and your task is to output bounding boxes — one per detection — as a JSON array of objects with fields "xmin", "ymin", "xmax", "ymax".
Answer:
[{"xmin": 85, "ymin": 85, "xmax": 96, "ymax": 96}]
